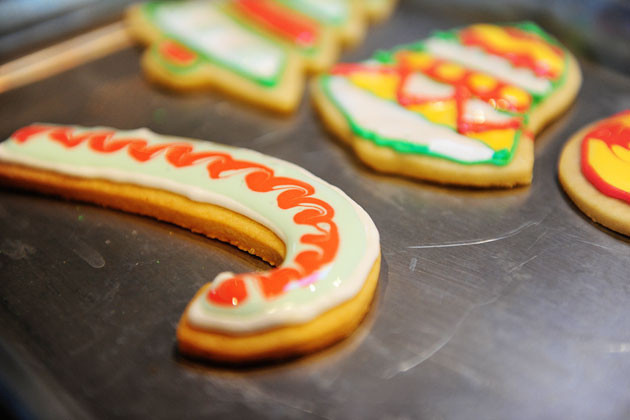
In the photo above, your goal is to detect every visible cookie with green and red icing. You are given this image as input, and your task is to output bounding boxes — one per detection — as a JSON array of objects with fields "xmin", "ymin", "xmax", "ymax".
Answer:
[
  {"xmin": 312, "ymin": 22, "xmax": 581, "ymax": 187},
  {"xmin": 559, "ymin": 111, "xmax": 630, "ymax": 236},
  {"xmin": 125, "ymin": 0, "xmax": 386, "ymax": 112},
  {"xmin": 0, "ymin": 124, "xmax": 381, "ymax": 362}
]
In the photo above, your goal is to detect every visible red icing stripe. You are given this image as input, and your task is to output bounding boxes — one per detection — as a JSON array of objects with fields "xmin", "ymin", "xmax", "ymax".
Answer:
[
  {"xmin": 234, "ymin": 0, "xmax": 319, "ymax": 48},
  {"xmin": 451, "ymin": 86, "xmax": 521, "ymax": 134},
  {"xmin": 159, "ymin": 40, "xmax": 197, "ymax": 65},
  {"xmin": 459, "ymin": 27, "xmax": 563, "ymax": 80},
  {"xmin": 332, "ymin": 58, "xmax": 533, "ymax": 114},
  {"xmin": 12, "ymin": 126, "xmax": 340, "ymax": 306},
  {"xmin": 581, "ymin": 111, "xmax": 630, "ymax": 203},
  {"xmin": 396, "ymin": 54, "xmax": 531, "ymax": 114},
  {"xmin": 331, "ymin": 59, "xmax": 524, "ymax": 135},
  {"xmin": 13, "ymin": 125, "xmax": 50, "ymax": 143}
]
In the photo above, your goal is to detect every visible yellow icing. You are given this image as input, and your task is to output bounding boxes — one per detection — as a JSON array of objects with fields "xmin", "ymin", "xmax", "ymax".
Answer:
[
  {"xmin": 435, "ymin": 62, "xmax": 466, "ymax": 81},
  {"xmin": 612, "ymin": 144, "xmax": 630, "ymax": 163},
  {"xmin": 587, "ymin": 139, "xmax": 630, "ymax": 193},
  {"xmin": 613, "ymin": 114, "xmax": 630, "ymax": 127},
  {"xmin": 400, "ymin": 51, "xmax": 434, "ymax": 70},
  {"xmin": 499, "ymin": 85, "xmax": 530, "ymax": 109},
  {"xmin": 348, "ymin": 72, "xmax": 399, "ymax": 100},
  {"xmin": 467, "ymin": 24, "xmax": 563, "ymax": 79},
  {"xmin": 468, "ymin": 128, "xmax": 517, "ymax": 152},
  {"xmin": 407, "ymin": 100, "xmax": 457, "ymax": 127},
  {"xmin": 468, "ymin": 73, "xmax": 497, "ymax": 92},
  {"xmin": 341, "ymin": 45, "xmax": 529, "ymax": 155}
]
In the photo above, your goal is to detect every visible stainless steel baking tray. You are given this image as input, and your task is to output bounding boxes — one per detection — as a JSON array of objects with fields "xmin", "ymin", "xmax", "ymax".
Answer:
[{"xmin": 1, "ymin": 2, "xmax": 630, "ymax": 419}]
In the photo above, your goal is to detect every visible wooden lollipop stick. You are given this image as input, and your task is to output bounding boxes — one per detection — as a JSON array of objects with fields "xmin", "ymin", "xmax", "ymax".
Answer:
[{"xmin": 0, "ymin": 21, "xmax": 131, "ymax": 94}]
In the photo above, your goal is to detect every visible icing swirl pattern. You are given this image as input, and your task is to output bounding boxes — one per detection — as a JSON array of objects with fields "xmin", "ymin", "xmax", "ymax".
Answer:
[{"xmin": 581, "ymin": 110, "xmax": 630, "ymax": 203}]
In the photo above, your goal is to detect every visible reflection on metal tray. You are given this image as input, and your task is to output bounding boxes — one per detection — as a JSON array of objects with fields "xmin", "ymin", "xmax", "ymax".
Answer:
[{"xmin": 1, "ymin": 1, "xmax": 630, "ymax": 419}]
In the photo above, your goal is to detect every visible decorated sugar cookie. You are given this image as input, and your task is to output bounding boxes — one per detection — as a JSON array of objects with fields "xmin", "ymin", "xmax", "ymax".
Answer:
[
  {"xmin": 275, "ymin": 0, "xmax": 367, "ymax": 46},
  {"xmin": 125, "ymin": 0, "xmax": 388, "ymax": 112},
  {"xmin": 0, "ymin": 125, "xmax": 381, "ymax": 362},
  {"xmin": 126, "ymin": 0, "xmax": 302, "ymax": 112},
  {"xmin": 558, "ymin": 111, "xmax": 630, "ymax": 236},
  {"xmin": 223, "ymin": 0, "xmax": 339, "ymax": 72},
  {"xmin": 365, "ymin": 0, "xmax": 397, "ymax": 22},
  {"xmin": 312, "ymin": 23, "xmax": 582, "ymax": 187}
]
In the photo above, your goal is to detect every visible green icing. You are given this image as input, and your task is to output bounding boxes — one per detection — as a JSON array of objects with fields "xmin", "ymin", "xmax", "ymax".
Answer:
[
  {"xmin": 373, "ymin": 50, "xmax": 397, "ymax": 64},
  {"xmin": 276, "ymin": 0, "xmax": 348, "ymax": 26},
  {"xmin": 0, "ymin": 127, "xmax": 373, "ymax": 320},
  {"xmin": 514, "ymin": 21, "xmax": 560, "ymax": 45},
  {"xmin": 320, "ymin": 75, "xmax": 519, "ymax": 166},
  {"xmin": 143, "ymin": 1, "xmax": 289, "ymax": 87}
]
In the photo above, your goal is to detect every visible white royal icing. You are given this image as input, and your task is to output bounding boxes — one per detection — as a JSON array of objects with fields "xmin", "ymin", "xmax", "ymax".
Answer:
[
  {"xmin": 402, "ymin": 72, "xmax": 455, "ymax": 99},
  {"xmin": 328, "ymin": 76, "xmax": 496, "ymax": 162},
  {"xmin": 153, "ymin": 0, "xmax": 285, "ymax": 80},
  {"xmin": 463, "ymin": 98, "xmax": 516, "ymax": 125},
  {"xmin": 287, "ymin": 0, "xmax": 349, "ymax": 24},
  {"xmin": 424, "ymin": 38, "xmax": 552, "ymax": 95}
]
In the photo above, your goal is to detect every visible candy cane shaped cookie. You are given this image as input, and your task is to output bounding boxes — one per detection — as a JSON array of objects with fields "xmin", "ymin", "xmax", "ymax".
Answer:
[{"xmin": 0, "ymin": 125, "xmax": 380, "ymax": 362}]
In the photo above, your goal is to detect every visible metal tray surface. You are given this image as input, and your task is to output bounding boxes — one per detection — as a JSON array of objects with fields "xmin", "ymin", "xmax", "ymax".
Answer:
[{"xmin": 1, "ymin": 2, "xmax": 630, "ymax": 419}]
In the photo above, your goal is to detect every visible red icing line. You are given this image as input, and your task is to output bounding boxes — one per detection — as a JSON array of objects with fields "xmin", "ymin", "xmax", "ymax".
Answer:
[
  {"xmin": 504, "ymin": 27, "xmax": 564, "ymax": 57},
  {"xmin": 331, "ymin": 59, "xmax": 524, "ymax": 135},
  {"xmin": 234, "ymin": 0, "xmax": 318, "ymax": 48},
  {"xmin": 397, "ymin": 54, "xmax": 530, "ymax": 114},
  {"xmin": 13, "ymin": 126, "xmax": 50, "ymax": 142},
  {"xmin": 159, "ymin": 40, "xmax": 197, "ymax": 65},
  {"xmin": 12, "ymin": 126, "xmax": 340, "ymax": 306},
  {"xmin": 212, "ymin": 277, "xmax": 248, "ymax": 306},
  {"xmin": 331, "ymin": 63, "xmax": 398, "ymax": 76},
  {"xmin": 459, "ymin": 27, "xmax": 563, "ymax": 80},
  {"xmin": 581, "ymin": 111, "xmax": 630, "ymax": 203}
]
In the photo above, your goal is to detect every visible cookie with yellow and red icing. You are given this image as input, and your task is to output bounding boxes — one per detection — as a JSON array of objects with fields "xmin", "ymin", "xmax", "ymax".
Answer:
[
  {"xmin": 559, "ymin": 111, "xmax": 630, "ymax": 236},
  {"xmin": 125, "ymin": 0, "xmax": 388, "ymax": 112},
  {"xmin": 312, "ymin": 22, "xmax": 581, "ymax": 187},
  {"xmin": 0, "ymin": 124, "xmax": 381, "ymax": 362}
]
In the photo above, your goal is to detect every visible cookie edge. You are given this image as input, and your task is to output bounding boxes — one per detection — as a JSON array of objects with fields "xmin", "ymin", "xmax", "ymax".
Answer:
[
  {"xmin": 177, "ymin": 253, "xmax": 381, "ymax": 363},
  {"xmin": 310, "ymin": 45, "xmax": 582, "ymax": 188},
  {"xmin": 558, "ymin": 120, "xmax": 630, "ymax": 237}
]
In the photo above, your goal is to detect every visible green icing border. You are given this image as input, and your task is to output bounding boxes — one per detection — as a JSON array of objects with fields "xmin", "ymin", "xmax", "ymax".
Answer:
[
  {"xmin": 320, "ymin": 74, "xmax": 521, "ymax": 166},
  {"xmin": 322, "ymin": 22, "xmax": 571, "ymax": 166},
  {"xmin": 143, "ymin": 1, "xmax": 289, "ymax": 87}
]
